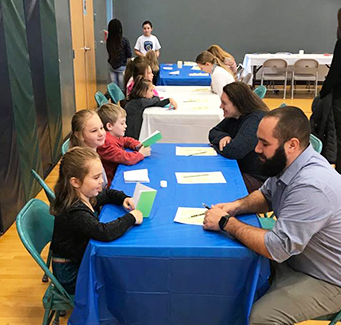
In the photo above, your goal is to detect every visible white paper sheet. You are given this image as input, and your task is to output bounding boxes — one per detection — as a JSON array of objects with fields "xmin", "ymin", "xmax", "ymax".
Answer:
[
  {"xmin": 169, "ymin": 71, "xmax": 180, "ymax": 75},
  {"xmin": 175, "ymin": 147, "xmax": 217, "ymax": 156},
  {"xmin": 175, "ymin": 172, "xmax": 226, "ymax": 184},
  {"xmin": 174, "ymin": 207, "xmax": 206, "ymax": 225},
  {"xmin": 189, "ymin": 73, "xmax": 209, "ymax": 76},
  {"xmin": 124, "ymin": 169, "xmax": 150, "ymax": 183}
]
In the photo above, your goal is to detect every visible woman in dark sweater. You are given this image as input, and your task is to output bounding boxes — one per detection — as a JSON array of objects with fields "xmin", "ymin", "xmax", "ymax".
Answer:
[
  {"xmin": 107, "ymin": 19, "xmax": 132, "ymax": 90},
  {"xmin": 320, "ymin": 7, "xmax": 341, "ymax": 173},
  {"xmin": 209, "ymin": 82, "xmax": 269, "ymax": 192},
  {"xmin": 50, "ymin": 147, "xmax": 143, "ymax": 294}
]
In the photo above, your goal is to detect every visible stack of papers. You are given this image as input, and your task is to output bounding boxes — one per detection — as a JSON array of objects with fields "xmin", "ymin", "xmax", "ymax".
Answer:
[
  {"xmin": 175, "ymin": 172, "xmax": 226, "ymax": 184},
  {"xmin": 189, "ymin": 73, "xmax": 209, "ymax": 77},
  {"xmin": 174, "ymin": 207, "xmax": 206, "ymax": 225},
  {"xmin": 176, "ymin": 147, "xmax": 217, "ymax": 156},
  {"xmin": 124, "ymin": 169, "xmax": 150, "ymax": 183},
  {"xmin": 183, "ymin": 61, "xmax": 196, "ymax": 66}
]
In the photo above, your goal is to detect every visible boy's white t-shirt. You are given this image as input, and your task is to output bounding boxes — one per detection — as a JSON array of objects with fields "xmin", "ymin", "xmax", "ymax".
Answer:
[
  {"xmin": 211, "ymin": 66, "xmax": 235, "ymax": 98},
  {"xmin": 134, "ymin": 35, "xmax": 161, "ymax": 55}
]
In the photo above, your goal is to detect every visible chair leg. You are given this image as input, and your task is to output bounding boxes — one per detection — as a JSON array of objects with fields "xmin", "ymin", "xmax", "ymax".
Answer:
[
  {"xmin": 283, "ymin": 72, "xmax": 287, "ymax": 100},
  {"xmin": 42, "ymin": 248, "xmax": 52, "ymax": 282},
  {"xmin": 291, "ymin": 73, "xmax": 294, "ymax": 99},
  {"xmin": 52, "ymin": 311, "xmax": 60, "ymax": 325}
]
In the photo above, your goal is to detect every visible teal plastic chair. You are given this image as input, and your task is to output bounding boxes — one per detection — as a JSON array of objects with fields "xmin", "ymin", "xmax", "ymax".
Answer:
[
  {"xmin": 310, "ymin": 134, "xmax": 322, "ymax": 154},
  {"xmin": 94, "ymin": 91, "xmax": 109, "ymax": 107},
  {"xmin": 107, "ymin": 82, "xmax": 125, "ymax": 104},
  {"xmin": 253, "ymin": 85, "xmax": 267, "ymax": 99},
  {"xmin": 31, "ymin": 169, "xmax": 56, "ymax": 204},
  {"xmin": 61, "ymin": 138, "xmax": 70, "ymax": 155},
  {"xmin": 16, "ymin": 199, "xmax": 74, "ymax": 325}
]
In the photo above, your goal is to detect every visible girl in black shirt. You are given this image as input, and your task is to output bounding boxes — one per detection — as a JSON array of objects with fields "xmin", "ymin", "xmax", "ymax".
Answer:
[{"xmin": 50, "ymin": 147, "xmax": 143, "ymax": 294}]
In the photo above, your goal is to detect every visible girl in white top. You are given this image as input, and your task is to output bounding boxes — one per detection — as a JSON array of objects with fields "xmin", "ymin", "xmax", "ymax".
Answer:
[{"xmin": 196, "ymin": 51, "xmax": 235, "ymax": 98}]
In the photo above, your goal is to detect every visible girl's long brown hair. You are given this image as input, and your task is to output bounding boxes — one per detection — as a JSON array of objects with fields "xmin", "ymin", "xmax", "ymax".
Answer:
[
  {"xmin": 222, "ymin": 82, "xmax": 269, "ymax": 115},
  {"xmin": 50, "ymin": 147, "xmax": 100, "ymax": 216}
]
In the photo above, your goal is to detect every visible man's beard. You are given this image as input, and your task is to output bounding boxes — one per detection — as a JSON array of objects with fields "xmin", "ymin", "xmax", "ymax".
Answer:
[{"xmin": 258, "ymin": 144, "xmax": 287, "ymax": 177}]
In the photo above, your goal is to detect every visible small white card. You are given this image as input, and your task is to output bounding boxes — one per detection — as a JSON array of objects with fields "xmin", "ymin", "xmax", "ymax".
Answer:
[
  {"xmin": 169, "ymin": 71, "xmax": 180, "ymax": 75},
  {"xmin": 124, "ymin": 169, "xmax": 150, "ymax": 183},
  {"xmin": 163, "ymin": 67, "xmax": 173, "ymax": 70},
  {"xmin": 174, "ymin": 207, "xmax": 206, "ymax": 225},
  {"xmin": 175, "ymin": 172, "xmax": 226, "ymax": 184}
]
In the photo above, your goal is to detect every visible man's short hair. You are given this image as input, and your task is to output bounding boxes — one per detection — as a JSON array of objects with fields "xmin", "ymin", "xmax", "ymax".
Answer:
[
  {"xmin": 96, "ymin": 103, "xmax": 126, "ymax": 131},
  {"xmin": 265, "ymin": 106, "xmax": 311, "ymax": 148},
  {"xmin": 142, "ymin": 20, "xmax": 152, "ymax": 28}
]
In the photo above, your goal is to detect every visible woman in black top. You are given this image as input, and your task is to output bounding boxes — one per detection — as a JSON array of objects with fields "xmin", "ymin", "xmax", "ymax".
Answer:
[
  {"xmin": 320, "ymin": 8, "xmax": 341, "ymax": 173},
  {"xmin": 107, "ymin": 19, "xmax": 132, "ymax": 90},
  {"xmin": 209, "ymin": 82, "xmax": 269, "ymax": 193},
  {"xmin": 50, "ymin": 147, "xmax": 143, "ymax": 294}
]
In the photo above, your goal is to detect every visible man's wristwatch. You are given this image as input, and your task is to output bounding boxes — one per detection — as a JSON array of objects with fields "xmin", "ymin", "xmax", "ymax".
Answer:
[{"xmin": 219, "ymin": 214, "xmax": 231, "ymax": 231}]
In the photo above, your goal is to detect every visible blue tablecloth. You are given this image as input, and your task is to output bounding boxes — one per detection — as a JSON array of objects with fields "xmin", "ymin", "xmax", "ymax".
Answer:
[
  {"xmin": 157, "ymin": 64, "xmax": 211, "ymax": 86},
  {"xmin": 69, "ymin": 144, "xmax": 270, "ymax": 325}
]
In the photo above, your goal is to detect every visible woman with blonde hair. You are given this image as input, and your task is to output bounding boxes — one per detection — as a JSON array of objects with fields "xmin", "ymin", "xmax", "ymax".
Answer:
[
  {"xmin": 196, "ymin": 51, "xmax": 235, "ymax": 97},
  {"xmin": 207, "ymin": 44, "xmax": 238, "ymax": 77}
]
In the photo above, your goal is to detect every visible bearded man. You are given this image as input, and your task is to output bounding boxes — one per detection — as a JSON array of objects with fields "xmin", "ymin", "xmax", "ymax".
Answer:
[{"xmin": 203, "ymin": 106, "xmax": 341, "ymax": 324}]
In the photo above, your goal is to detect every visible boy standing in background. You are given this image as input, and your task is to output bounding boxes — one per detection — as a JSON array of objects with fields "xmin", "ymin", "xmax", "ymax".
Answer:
[{"xmin": 134, "ymin": 20, "xmax": 161, "ymax": 57}]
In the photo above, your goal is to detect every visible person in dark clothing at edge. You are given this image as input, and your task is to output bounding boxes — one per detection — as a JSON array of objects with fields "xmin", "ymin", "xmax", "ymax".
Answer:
[
  {"xmin": 320, "ymin": 7, "xmax": 341, "ymax": 173},
  {"xmin": 209, "ymin": 82, "xmax": 269, "ymax": 193}
]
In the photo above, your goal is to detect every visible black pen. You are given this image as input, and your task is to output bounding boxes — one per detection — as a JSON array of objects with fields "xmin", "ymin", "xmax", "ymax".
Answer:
[{"xmin": 202, "ymin": 203, "xmax": 211, "ymax": 209}]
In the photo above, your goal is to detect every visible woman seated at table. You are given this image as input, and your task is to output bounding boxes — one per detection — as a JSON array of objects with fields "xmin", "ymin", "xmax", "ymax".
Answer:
[
  {"xmin": 209, "ymin": 82, "xmax": 269, "ymax": 193},
  {"xmin": 196, "ymin": 51, "xmax": 235, "ymax": 97},
  {"xmin": 207, "ymin": 44, "xmax": 238, "ymax": 78}
]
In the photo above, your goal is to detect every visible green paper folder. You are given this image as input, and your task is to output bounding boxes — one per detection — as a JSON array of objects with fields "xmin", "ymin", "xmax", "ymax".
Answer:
[
  {"xmin": 132, "ymin": 183, "xmax": 157, "ymax": 218},
  {"xmin": 141, "ymin": 130, "xmax": 162, "ymax": 147}
]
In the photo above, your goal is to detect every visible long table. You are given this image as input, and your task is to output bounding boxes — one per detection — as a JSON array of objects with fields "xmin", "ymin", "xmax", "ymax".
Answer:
[
  {"xmin": 157, "ymin": 63, "xmax": 211, "ymax": 86},
  {"xmin": 139, "ymin": 86, "xmax": 223, "ymax": 143},
  {"xmin": 242, "ymin": 53, "xmax": 333, "ymax": 86},
  {"xmin": 69, "ymin": 143, "xmax": 270, "ymax": 325}
]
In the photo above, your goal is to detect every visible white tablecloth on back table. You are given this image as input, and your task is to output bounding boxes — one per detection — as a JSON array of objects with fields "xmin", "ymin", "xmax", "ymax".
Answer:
[
  {"xmin": 139, "ymin": 86, "xmax": 223, "ymax": 143},
  {"xmin": 242, "ymin": 53, "xmax": 333, "ymax": 84}
]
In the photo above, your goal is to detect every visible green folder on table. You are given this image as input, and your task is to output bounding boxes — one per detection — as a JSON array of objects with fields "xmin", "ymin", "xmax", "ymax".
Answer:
[
  {"xmin": 141, "ymin": 130, "xmax": 162, "ymax": 147},
  {"xmin": 132, "ymin": 183, "xmax": 157, "ymax": 217}
]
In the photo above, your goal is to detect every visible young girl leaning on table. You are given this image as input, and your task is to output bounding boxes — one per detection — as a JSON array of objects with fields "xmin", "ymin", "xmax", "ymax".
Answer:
[
  {"xmin": 124, "ymin": 75, "xmax": 178, "ymax": 139},
  {"xmin": 50, "ymin": 147, "xmax": 143, "ymax": 294}
]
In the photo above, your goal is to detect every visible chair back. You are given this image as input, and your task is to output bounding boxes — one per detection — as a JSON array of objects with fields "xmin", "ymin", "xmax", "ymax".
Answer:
[
  {"xmin": 253, "ymin": 85, "xmax": 267, "ymax": 99},
  {"xmin": 263, "ymin": 59, "xmax": 287, "ymax": 69},
  {"xmin": 107, "ymin": 82, "xmax": 125, "ymax": 104},
  {"xmin": 310, "ymin": 134, "xmax": 323, "ymax": 153},
  {"xmin": 293, "ymin": 59, "xmax": 319, "ymax": 75},
  {"xmin": 61, "ymin": 138, "xmax": 70, "ymax": 155},
  {"xmin": 31, "ymin": 169, "xmax": 55, "ymax": 203},
  {"xmin": 294, "ymin": 59, "xmax": 318, "ymax": 69},
  {"xmin": 16, "ymin": 199, "xmax": 74, "ymax": 306},
  {"xmin": 94, "ymin": 91, "xmax": 109, "ymax": 107},
  {"xmin": 242, "ymin": 73, "xmax": 252, "ymax": 84}
]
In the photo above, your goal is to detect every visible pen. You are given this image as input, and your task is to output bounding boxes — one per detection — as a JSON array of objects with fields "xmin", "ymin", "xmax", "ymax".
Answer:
[
  {"xmin": 186, "ymin": 151, "xmax": 207, "ymax": 156},
  {"xmin": 202, "ymin": 203, "xmax": 210, "ymax": 209},
  {"xmin": 183, "ymin": 173, "xmax": 209, "ymax": 178},
  {"xmin": 190, "ymin": 212, "xmax": 206, "ymax": 218}
]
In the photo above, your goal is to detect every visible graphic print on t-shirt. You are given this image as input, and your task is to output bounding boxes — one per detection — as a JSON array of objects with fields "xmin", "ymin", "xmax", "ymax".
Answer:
[{"xmin": 144, "ymin": 41, "xmax": 153, "ymax": 52}]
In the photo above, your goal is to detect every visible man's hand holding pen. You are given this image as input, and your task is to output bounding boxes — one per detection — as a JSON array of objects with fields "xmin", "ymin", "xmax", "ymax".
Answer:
[{"xmin": 203, "ymin": 205, "xmax": 231, "ymax": 231}]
